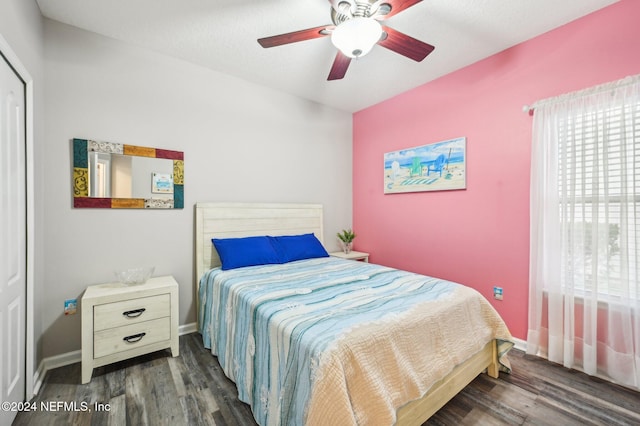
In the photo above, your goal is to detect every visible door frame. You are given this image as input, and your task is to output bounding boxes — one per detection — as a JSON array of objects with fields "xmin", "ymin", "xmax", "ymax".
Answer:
[{"xmin": 0, "ymin": 33, "xmax": 35, "ymax": 399}]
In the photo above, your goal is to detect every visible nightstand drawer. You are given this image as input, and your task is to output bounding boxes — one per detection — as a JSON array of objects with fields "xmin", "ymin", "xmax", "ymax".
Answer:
[
  {"xmin": 94, "ymin": 293, "xmax": 170, "ymax": 331},
  {"xmin": 94, "ymin": 317, "xmax": 171, "ymax": 358}
]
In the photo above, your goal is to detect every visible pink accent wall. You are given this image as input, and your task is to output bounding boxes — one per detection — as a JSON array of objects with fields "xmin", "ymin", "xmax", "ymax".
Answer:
[{"xmin": 352, "ymin": 0, "xmax": 640, "ymax": 340}]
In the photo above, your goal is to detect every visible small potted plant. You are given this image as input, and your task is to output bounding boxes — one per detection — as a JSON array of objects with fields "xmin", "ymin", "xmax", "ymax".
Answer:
[{"xmin": 337, "ymin": 228, "xmax": 356, "ymax": 254}]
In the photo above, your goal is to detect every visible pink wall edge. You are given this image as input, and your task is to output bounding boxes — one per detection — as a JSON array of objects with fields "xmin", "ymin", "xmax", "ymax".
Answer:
[{"xmin": 352, "ymin": 0, "xmax": 640, "ymax": 340}]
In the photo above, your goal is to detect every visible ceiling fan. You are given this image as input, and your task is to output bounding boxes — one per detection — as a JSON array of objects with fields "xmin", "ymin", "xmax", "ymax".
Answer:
[{"xmin": 258, "ymin": 0, "xmax": 435, "ymax": 81}]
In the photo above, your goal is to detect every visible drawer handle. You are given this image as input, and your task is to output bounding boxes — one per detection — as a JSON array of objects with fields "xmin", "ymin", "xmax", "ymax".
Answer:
[
  {"xmin": 123, "ymin": 332, "xmax": 146, "ymax": 343},
  {"xmin": 122, "ymin": 308, "xmax": 146, "ymax": 318}
]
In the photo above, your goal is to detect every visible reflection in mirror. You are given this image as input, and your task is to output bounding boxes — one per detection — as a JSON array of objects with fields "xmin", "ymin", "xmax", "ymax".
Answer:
[
  {"xmin": 88, "ymin": 153, "xmax": 174, "ymax": 200},
  {"xmin": 89, "ymin": 152, "xmax": 112, "ymax": 197},
  {"xmin": 73, "ymin": 138, "xmax": 184, "ymax": 209}
]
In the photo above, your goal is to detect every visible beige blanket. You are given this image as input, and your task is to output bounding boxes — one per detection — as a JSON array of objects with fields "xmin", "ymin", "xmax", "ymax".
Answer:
[{"xmin": 305, "ymin": 285, "xmax": 513, "ymax": 425}]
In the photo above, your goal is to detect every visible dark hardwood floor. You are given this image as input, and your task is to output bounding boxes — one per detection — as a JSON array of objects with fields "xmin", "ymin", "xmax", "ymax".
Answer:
[{"xmin": 13, "ymin": 333, "xmax": 640, "ymax": 426}]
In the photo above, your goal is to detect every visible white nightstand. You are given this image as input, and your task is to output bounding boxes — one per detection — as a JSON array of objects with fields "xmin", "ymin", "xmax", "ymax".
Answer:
[
  {"xmin": 81, "ymin": 275, "xmax": 179, "ymax": 384},
  {"xmin": 330, "ymin": 250, "xmax": 370, "ymax": 262}
]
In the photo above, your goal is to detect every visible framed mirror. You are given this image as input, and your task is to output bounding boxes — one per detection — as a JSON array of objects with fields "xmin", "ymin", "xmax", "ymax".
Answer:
[{"xmin": 73, "ymin": 138, "xmax": 184, "ymax": 209}]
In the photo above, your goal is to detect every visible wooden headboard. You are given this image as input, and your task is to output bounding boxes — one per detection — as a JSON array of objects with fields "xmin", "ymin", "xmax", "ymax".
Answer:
[{"xmin": 195, "ymin": 202, "xmax": 325, "ymax": 285}]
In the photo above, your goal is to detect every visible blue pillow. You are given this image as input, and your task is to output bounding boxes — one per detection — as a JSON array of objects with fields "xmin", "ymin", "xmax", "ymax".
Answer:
[
  {"xmin": 212, "ymin": 236, "xmax": 281, "ymax": 270},
  {"xmin": 270, "ymin": 233, "xmax": 329, "ymax": 263}
]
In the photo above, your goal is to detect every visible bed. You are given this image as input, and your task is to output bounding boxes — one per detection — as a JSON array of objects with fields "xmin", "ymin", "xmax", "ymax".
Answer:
[{"xmin": 195, "ymin": 202, "xmax": 513, "ymax": 426}]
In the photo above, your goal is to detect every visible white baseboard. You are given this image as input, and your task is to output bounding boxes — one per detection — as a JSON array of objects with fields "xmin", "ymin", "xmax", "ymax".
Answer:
[
  {"xmin": 32, "ymin": 322, "xmax": 198, "ymax": 396},
  {"xmin": 511, "ymin": 337, "xmax": 527, "ymax": 352},
  {"xmin": 43, "ymin": 349, "xmax": 82, "ymax": 371},
  {"xmin": 32, "ymin": 349, "xmax": 81, "ymax": 396},
  {"xmin": 32, "ymin": 362, "xmax": 46, "ymax": 396},
  {"xmin": 179, "ymin": 322, "xmax": 198, "ymax": 335}
]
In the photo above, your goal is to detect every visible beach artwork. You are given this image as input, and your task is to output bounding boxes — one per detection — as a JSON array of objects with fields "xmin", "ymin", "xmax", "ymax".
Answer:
[
  {"xmin": 384, "ymin": 137, "xmax": 466, "ymax": 194},
  {"xmin": 152, "ymin": 172, "xmax": 174, "ymax": 194}
]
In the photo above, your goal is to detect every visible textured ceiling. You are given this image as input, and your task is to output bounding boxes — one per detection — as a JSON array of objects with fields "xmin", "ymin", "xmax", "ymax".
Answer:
[{"xmin": 35, "ymin": 0, "xmax": 619, "ymax": 112}]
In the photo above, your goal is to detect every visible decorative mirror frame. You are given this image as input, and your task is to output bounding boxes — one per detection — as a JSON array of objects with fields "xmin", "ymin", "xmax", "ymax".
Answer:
[{"xmin": 73, "ymin": 138, "xmax": 184, "ymax": 209}]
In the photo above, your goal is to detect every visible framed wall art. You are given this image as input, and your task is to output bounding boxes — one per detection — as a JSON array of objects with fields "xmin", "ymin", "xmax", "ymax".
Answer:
[
  {"xmin": 152, "ymin": 172, "xmax": 174, "ymax": 194},
  {"xmin": 384, "ymin": 137, "xmax": 466, "ymax": 194},
  {"xmin": 72, "ymin": 138, "xmax": 184, "ymax": 209}
]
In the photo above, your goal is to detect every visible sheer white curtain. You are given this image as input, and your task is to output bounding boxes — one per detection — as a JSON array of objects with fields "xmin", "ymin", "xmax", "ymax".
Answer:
[{"xmin": 527, "ymin": 75, "xmax": 640, "ymax": 389}]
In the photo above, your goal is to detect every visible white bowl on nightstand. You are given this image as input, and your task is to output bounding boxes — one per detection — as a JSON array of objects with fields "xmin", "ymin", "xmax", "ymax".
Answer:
[{"xmin": 114, "ymin": 266, "xmax": 155, "ymax": 285}]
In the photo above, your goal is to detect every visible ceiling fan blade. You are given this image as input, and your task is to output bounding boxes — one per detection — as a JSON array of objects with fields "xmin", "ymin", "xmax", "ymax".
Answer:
[
  {"xmin": 378, "ymin": 25, "xmax": 434, "ymax": 62},
  {"xmin": 258, "ymin": 25, "xmax": 333, "ymax": 48},
  {"xmin": 376, "ymin": 0, "xmax": 422, "ymax": 19},
  {"xmin": 328, "ymin": 51, "xmax": 352, "ymax": 81}
]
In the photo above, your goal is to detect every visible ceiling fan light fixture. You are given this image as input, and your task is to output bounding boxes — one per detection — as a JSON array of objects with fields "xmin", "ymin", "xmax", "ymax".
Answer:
[{"xmin": 330, "ymin": 17, "xmax": 382, "ymax": 58}]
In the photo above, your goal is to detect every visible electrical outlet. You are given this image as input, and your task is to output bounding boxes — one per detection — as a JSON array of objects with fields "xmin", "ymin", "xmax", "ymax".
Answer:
[
  {"xmin": 64, "ymin": 298, "xmax": 77, "ymax": 315},
  {"xmin": 493, "ymin": 286, "xmax": 503, "ymax": 301}
]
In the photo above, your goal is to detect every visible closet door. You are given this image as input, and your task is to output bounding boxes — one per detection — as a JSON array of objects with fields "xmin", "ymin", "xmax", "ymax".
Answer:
[{"xmin": 0, "ymin": 52, "xmax": 27, "ymax": 425}]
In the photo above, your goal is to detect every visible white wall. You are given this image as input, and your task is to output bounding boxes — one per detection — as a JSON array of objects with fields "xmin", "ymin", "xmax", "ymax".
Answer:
[
  {"xmin": 42, "ymin": 19, "xmax": 353, "ymax": 358},
  {"xmin": 0, "ymin": 0, "xmax": 45, "ymax": 386}
]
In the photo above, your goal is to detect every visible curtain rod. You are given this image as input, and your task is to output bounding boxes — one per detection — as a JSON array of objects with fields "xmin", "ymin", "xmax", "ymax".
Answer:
[{"xmin": 521, "ymin": 73, "xmax": 640, "ymax": 115}]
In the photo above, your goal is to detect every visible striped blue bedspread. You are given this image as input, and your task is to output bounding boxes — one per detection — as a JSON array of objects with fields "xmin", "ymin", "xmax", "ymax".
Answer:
[{"xmin": 198, "ymin": 257, "xmax": 512, "ymax": 426}]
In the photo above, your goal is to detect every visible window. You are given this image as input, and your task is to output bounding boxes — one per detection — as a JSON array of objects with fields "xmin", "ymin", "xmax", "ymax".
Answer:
[
  {"xmin": 528, "ymin": 75, "xmax": 640, "ymax": 389},
  {"xmin": 557, "ymin": 103, "xmax": 640, "ymax": 300}
]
